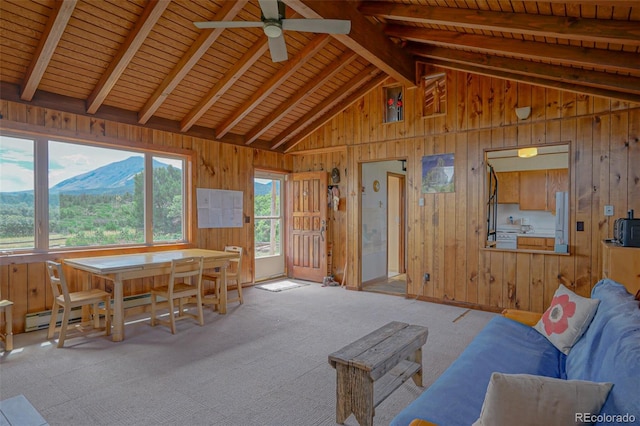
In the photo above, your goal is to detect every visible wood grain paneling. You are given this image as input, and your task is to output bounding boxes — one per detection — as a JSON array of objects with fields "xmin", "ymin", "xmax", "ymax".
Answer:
[
  {"xmin": 291, "ymin": 70, "xmax": 640, "ymax": 313},
  {"xmin": 2, "ymin": 70, "xmax": 639, "ymax": 335}
]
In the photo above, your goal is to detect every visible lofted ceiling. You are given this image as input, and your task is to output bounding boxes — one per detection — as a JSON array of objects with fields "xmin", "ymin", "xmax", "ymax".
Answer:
[{"xmin": 1, "ymin": 0, "xmax": 638, "ymax": 153}]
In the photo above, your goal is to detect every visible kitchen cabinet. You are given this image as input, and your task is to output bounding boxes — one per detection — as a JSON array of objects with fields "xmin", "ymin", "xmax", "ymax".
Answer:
[
  {"xmin": 495, "ymin": 168, "xmax": 569, "ymax": 211},
  {"xmin": 547, "ymin": 169, "xmax": 569, "ymax": 213},
  {"xmin": 518, "ymin": 236, "xmax": 555, "ymax": 251},
  {"xmin": 519, "ymin": 170, "xmax": 547, "ymax": 210},
  {"xmin": 602, "ymin": 241, "xmax": 640, "ymax": 294},
  {"xmin": 496, "ymin": 172, "xmax": 520, "ymax": 203}
]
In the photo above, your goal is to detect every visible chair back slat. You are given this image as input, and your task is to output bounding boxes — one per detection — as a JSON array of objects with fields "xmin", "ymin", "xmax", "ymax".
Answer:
[
  {"xmin": 168, "ymin": 257, "xmax": 203, "ymax": 294},
  {"xmin": 224, "ymin": 246, "xmax": 243, "ymax": 277},
  {"xmin": 47, "ymin": 261, "xmax": 70, "ymax": 303}
]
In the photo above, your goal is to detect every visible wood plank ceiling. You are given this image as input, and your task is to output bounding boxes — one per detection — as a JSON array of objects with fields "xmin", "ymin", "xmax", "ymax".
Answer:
[{"xmin": 1, "ymin": 1, "xmax": 638, "ymax": 153}]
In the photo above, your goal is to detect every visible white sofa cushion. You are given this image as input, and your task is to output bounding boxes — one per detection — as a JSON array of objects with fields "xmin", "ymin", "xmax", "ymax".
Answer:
[{"xmin": 473, "ymin": 372, "xmax": 612, "ymax": 426}]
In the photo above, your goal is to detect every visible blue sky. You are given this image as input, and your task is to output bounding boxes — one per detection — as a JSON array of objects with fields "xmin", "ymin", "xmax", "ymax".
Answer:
[{"xmin": 0, "ymin": 136, "xmax": 181, "ymax": 193}]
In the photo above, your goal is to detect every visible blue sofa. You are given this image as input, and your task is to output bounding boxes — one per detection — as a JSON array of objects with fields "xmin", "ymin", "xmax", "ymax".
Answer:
[{"xmin": 390, "ymin": 279, "xmax": 640, "ymax": 426}]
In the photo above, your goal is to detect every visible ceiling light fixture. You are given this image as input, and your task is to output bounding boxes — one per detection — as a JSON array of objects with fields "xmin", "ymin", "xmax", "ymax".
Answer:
[
  {"xmin": 518, "ymin": 147, "xmax": 538, "ymax": 158},
  {"xmin": 263, "ymin": 22, "xmax": 283, "ymax": 38}
]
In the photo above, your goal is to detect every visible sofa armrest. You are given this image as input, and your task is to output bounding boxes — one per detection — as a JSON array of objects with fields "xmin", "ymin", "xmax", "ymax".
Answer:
[{"xmin": 501, "ymin": 309, "xmax": 542, "ymax": 326}]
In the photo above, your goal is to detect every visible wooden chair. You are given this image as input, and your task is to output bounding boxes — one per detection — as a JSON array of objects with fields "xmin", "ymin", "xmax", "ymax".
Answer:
[
  {"xmin": 0, "ymin": 299, "xmax": 13, "ymax": 351},
  {"xmin": 150, "ymin": 257, "xmax": 204, "ymax": 334},
  {"xmin": 202, "ymin": 246, "xmax": 244, "ymax": 311},
  {"xmin": 46, "ymin": 261, "xmax": 111, "ymax": 348}
]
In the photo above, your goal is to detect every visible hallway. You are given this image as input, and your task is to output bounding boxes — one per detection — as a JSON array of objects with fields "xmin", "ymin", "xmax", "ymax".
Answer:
[{"xmin": 362, "ymin": 273, "xmax": 406, "ymax": 296}]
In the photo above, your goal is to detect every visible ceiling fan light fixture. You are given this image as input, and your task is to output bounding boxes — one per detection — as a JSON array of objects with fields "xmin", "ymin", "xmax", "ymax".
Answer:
[
  {"xmin": 518, "ymin": 147, "xmax": 538, "ymax": 158},
  {"xmin": 263, "ymin": 22, "xmax": 283, "ymax": 38}
]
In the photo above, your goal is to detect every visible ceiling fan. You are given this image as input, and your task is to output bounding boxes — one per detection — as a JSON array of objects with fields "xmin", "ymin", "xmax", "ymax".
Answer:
[{"xmin": 194, "ymin": 0, "xmax": 351, "ymax": 63}]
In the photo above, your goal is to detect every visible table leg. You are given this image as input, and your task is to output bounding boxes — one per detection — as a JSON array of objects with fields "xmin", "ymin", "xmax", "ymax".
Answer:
[
  {"xmin": 219, "ymin": 265, "xmax": 227, "ymax": 314},
  {"xmin": 112, "ymin": 274, "xmax": 124, "ymax": 342}
]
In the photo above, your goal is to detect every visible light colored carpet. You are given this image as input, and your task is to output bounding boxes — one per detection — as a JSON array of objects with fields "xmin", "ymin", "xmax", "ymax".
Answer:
[{"xmin": 0, "ymin": 280, "xmax": 495, "ymax": 426}]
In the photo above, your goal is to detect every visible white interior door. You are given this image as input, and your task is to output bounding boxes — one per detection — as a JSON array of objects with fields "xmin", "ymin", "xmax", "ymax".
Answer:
[{"xmin": 254, "ymin": 171, "xmax": 285, "ymax": 281}]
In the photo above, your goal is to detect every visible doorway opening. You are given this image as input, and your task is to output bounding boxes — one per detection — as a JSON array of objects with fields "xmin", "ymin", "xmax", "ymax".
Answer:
[
  {"xmin": 361, "ymin": 160, "xmax": 407, "ymax": 296},
  {"xmin": 254, "ymin": 170, "xmax": 286, "ymax": 281}
]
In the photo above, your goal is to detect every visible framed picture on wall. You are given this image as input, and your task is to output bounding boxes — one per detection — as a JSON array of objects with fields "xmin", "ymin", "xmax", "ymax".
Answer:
[{"xmin": 422, "ymin": 153, "xmax": 455, "ymax": 193}]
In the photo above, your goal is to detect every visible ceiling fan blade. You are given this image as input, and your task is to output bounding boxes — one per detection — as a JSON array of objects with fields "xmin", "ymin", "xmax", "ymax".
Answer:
[
  {"xmin": 258, "ymin": 0, "xmax": 280, "ymax": 20},
  {"xmin": 268, "ymin": 34, "xmax": 288, "ymax": 62},
  {"xmin": 282, "ymin": 19, "xmax": 351, "ymax": 34},
  {"xmin": 194, "ymin": 21, "xmax": 263, "ymax": 29}
]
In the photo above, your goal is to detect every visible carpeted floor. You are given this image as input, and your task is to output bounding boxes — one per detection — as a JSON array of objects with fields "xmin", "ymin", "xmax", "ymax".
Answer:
[{"xmin": 0, "ymin": 279, "xmax": 495, "ymax": 426}]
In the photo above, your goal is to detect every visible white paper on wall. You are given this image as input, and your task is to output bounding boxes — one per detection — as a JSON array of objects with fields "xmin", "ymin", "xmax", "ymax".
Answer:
[{"xmin": 196, "ymin": 188, "xmax": 243, "ymax": 228}]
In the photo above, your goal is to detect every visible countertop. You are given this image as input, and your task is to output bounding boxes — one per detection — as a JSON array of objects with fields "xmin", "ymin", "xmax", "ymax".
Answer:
[{"xmin": 496, "ymin": 226, "xmax": 556, "ymax": 238}]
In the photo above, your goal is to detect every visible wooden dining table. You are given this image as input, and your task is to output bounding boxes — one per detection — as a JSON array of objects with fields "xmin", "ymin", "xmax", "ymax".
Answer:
[{"xmin": 64, "ymin": 249, "xmax": 238, "ymax": 342}]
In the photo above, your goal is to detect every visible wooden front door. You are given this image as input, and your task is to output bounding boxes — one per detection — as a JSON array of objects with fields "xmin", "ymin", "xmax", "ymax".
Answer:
[{"xmin": 287, "ymin": 171, "xmax": 328, "ymax": 282}]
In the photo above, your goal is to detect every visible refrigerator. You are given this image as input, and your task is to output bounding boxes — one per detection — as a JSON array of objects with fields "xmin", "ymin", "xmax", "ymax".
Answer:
[{"xmin": 555, "ymin": 191, "xmax": 569, "ymax": 253}]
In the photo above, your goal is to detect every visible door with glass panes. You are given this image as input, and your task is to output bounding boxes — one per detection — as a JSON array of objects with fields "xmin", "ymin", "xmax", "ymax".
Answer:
[{"xmin": 254, "ymin": 171, "xmax": 285, "ymax": 281}]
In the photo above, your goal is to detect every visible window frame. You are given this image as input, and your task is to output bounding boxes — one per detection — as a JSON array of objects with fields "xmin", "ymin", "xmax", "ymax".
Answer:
[
  {"xmin": 483, "ymin": 142, "xmax": 571, "ymax": 255},
  {"xmin": 254, "ymin": 171, "xmax": 284, "ymax": 259},
  {"xmin": 0, "ymin": 129, "xmax": 195, "ymax": 259}
]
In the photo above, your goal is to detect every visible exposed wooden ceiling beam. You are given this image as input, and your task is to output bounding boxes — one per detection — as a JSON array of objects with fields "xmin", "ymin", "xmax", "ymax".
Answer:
[
  {"xmin": 386, "ymin": 26, "xmax": 640, "ymax": 76},
  {"xmin": 21, "ymin": 0, "xmax": 77, "ymax": 101},
  {"xmin": 216, "ymin": 34, "xmax": 331, "ymax": 138},
  {"xmin": 137, "ymin": 0, "xmax": 248, "ymax": 124},
  {"xmin": 412, "ymin": 54, "xmax": 640, "ymax": 103},
  {"xmin": 86, "ymin": 0, "xmax": 170, "ymax": 114},
  {"xmin": 410, "ymin": 45, "xmax": 640, "ymax": 98},
  {"xmin": 244, "ymin": 50, "xmax": 358, "ymax": 145},
  {"xmin": 359, "ymin": 2, "xmax": 640, "ymax": 46},
  {"xmin": 180, "ymin": 39, "xmax": 269, "ymax": 132},
  {"xmin": 270, "ymin": 64, "xmax": 383, "ymax": 150},
  {"xmin": 284, "ymin": 0, "xmax": 415, "ymax": 86},
  {"xmin": 282, "ymin": 71, "xmax": 387, "ymax": 153}
]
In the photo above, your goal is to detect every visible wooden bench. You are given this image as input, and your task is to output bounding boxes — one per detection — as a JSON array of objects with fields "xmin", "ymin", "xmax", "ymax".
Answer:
[{"xmin": 328, "ymin": 321, "xmax": 429, "ymax": 426}]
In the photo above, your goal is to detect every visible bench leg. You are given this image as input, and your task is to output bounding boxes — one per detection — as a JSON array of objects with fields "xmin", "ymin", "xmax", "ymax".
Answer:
[
  {"xmin": 351, "ymin": 368, "xmax": 375, "ymax": 426},
  {"xmin": 411, "ymin": 346, "xmax": 423, "ymax": 387},
  {"xmin": 335, "ymin": 364, "xmax": 352, "ymax": 423}
]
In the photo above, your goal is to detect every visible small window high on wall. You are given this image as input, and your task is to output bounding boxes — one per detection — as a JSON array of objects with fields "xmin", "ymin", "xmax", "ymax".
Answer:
[
  {"xmin": 384, "ymin": 85, "xmax": 404, "ymax": 123},
  {"xmin": 422, "ymin": 73, "xmax": 446, "ymax": 117}
]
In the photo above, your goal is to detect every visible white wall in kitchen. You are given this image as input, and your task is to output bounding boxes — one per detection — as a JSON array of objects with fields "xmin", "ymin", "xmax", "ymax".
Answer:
[{"xmin": 497, "ymin": 204, "xmax": 555, "ymax": 234}]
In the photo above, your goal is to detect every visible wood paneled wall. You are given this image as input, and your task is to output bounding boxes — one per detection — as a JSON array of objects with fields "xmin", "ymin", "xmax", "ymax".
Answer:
[
  {"xmin": 290, "ymin": 71, "xmax": 640, "ymax": 313},
  {"xmin": 1, "ymin": 70, "xmax": 639, "ymax": 335},
  {"xmin": 0, "ymin": 100, "xmax": 291, "ymax": 333}
]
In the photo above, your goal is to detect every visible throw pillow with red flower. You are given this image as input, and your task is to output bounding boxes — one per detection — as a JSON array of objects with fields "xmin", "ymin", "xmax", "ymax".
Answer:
[{"xmin": 533, "ymin": 284, "xmax": 600, "ymax": 354}]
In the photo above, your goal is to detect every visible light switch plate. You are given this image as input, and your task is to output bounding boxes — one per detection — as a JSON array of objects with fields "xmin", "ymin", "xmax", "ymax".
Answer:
[
  {"xmin": 604, "ymin": 205, "xmax": 614, "ymax": 216},
  {"xmin": 419, "ymin": 197, "xmax": 424, "ymax": 206}
]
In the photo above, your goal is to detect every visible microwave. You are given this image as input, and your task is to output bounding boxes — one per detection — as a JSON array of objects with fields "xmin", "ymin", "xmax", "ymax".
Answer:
[{"xmin": 614, "ymin": 210, "xmax": 640, "ymax": 247}]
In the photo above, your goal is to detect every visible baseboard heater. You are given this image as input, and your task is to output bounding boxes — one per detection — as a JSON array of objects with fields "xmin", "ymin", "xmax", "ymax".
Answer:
[{"xmin": 25, "ymin": 293, "xmax": 152, "ymax": 332}]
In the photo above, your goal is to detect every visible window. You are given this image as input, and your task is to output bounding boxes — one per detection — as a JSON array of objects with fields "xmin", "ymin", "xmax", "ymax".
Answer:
[
  {"xmin": 0, "ymin": 134, "xmax": 190, "ymax": 253},
  {"xmin": 0, "ymin": 136, "xmax": 35, "ymax": 250},
  {"xmin": 254, "ymin": 175, "xmax": 282, "ymax": 258},
  {"xmin": 422, "ymin": 73, "xmax": 446, "ymax": 117},
  {"xmin": 485, "ymin": 143, "xmax": 570, "ymax": 253},
  {"xmin": 383, "ymin": 85, "xmax": 404, "ymax": 123}
]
